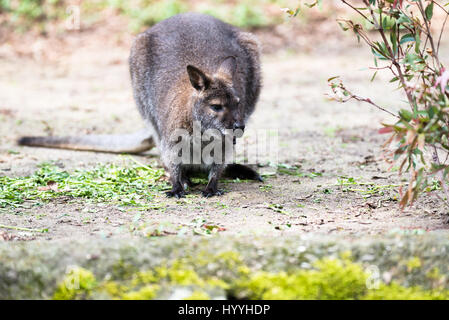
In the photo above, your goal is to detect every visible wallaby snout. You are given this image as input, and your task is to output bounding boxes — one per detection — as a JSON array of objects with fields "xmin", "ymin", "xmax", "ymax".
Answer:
[{"xmin": 233, "ymin": 123, "xmax": 245, "ymax": 132}]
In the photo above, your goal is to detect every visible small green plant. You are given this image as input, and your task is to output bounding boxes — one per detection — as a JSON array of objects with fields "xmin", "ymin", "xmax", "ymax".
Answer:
[
  {"xmin": 336, "ymin": 176, "xmax": 400, "ymax": 197},
  {"xmin": 266, "ymin": 203, "xmax": 289, "ymax": 214},
  {"xmin": 276, "ymin": 163, "xmax": 322, "ymax": 178},
  {"xmin": 259, "ymin": 184, "xmax": 273, "ymax": 192}
]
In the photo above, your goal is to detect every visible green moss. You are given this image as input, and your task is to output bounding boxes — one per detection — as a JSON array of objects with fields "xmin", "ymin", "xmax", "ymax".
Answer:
[
  {"xmin": 101, "ymin": 281, "xmax": 130, "ymax": 299},
  {"xmin": 426, "ymin": 267, "xmax": 443, "ymax": 281},
  {"xmin": 363, "ymin": 283, "xmax": 449, "ymax": 300},
  {"xmin": 406, "ymin": 257, "xmax": 422, "ymax": 271},
  {"xmin": 53, "ymin": 259, "xmax": 227, "ymax": 300},
  {"xmin": 195, "ymin": 250, "xmax": 244, "ymax": 270},
  {"xmin": 234, "ymin": 257, "xmax": 368, "ymax": 299},
  {"xmin": 51, "ymin": 253, "xmax": 449, "ymax": 300},
  {"xmin": 53, "ymin": 267, "xmax": 97, "ymax": 300},
  {"xmin": 234, "ymin": 256, "xmax": 449, "ymax": 300},
  {"xmin": 185, "ymin": 291, "xmax": 211, "ymax": 300},
  {"xmin": 155, "ymin": 261, "xmax": 204, "ymax": 286},
  {"xmin": 121, "ymin": 285, "xmax": 160, "ymax": 300}
]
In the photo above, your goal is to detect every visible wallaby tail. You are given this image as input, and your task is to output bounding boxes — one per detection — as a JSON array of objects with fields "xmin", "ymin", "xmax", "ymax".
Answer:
[
  {"xmin": 17, "ymin": 130, "xmax": 155, "ymax": 154},
  {"xmin": 223, "ymin": 164, "xmax": 263, "ymax": 182}
]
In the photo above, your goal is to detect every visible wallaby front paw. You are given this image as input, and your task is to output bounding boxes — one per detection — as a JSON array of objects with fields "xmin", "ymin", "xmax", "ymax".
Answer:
[
  {"xmin": 202, "ymin": 189, "xmax": 224, "ymax": 198},
  {"xmin": 166, "ymin": 189, "xmax": 186, "ymax": 199}
]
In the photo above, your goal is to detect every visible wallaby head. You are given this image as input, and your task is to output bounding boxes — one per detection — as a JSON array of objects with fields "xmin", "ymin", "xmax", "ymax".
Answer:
[{"xmin": 187, "ymin": 56, "xmax": 245, "ymax": 135}]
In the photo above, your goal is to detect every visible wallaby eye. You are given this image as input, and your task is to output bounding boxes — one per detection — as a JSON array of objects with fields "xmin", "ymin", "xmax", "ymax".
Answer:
[{"xmin": 210, "ymin": 104, "xmax": 224, "ymax": 112}]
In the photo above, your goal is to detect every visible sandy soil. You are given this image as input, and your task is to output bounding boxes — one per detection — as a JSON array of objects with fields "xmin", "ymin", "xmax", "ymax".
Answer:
[{"xmin": 1, "ymin": 22, "xmax": 449, "ymax": 241}]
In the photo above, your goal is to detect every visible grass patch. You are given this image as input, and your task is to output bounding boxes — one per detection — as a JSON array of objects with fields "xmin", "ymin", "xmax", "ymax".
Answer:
[{"xmin": 0, "ymin": 158, "xmax": 169, "ymax": 210}]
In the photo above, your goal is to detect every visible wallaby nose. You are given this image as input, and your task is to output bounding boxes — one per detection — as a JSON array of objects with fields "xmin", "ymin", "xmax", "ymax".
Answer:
[{"xmin": 233, "ymin": 123, "xmax": 245, "ymax": 132}]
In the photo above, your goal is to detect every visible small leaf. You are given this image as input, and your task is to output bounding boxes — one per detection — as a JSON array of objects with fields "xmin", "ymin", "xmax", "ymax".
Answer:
[
  {"xmin": 399, "ymin": 34, "xmax": 415, "ymax": 45},
  {"xmin": 390, "ymin": 76, "xmax": 399, "ymax": 83},
  {"xmin": 399, "ymin": 109, "xmax": 413, "ymax": 122},
  {"xmin": 379, "ymin": 127, "xmax": 394, "ymax": 134},
  {"xmin": 425, "ymin": 2, "xmax": 434, "ymax": 20}
]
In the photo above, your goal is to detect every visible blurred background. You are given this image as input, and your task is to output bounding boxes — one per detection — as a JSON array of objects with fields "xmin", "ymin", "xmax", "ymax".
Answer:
[{"xmin": 0, "ymin": 0, "xmax": 358, "ymax": 58}]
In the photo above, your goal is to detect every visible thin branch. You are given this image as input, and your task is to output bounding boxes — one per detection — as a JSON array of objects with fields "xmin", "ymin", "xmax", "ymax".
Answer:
[
  {"xmin": 0, "ymin": 224, "xmax": 48, "ymax": 233},
  {"xmin": 327, "ymin": 82, "xmax": 399, "ymax": 119},
  {"xmin": 364, "ymin": 0, "xmax": 416, "ymax": 108},
  {"xmin": 437, "ymin": 9, "xmax": 449, "ymax": 53},
  {"xmin": 341, "ymin": 0, "xmax": 374, "ymax": 24},
  {"xmin": 369, "ymin": 65, "xmax": 393, "ymax": 71},
  {"xmin": 433, "ymin": 0, "xmax": 449, "ymax": 15},
  {"xmin": 417, "ymin": 0, "xmax": 441, "ymax": 68}
]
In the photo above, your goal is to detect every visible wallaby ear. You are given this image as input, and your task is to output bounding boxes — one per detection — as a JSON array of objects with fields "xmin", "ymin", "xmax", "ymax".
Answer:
[
  {"xmin": 187, "ymin": 65, "xmax": 210, "ymax": 91},
  {"xmin": 216, "ymin": 56, "xmax": 237, "ymax": 81}
]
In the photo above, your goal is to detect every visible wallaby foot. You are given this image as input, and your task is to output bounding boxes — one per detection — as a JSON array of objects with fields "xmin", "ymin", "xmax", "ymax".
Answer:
[
  {"xmin": 166, "ymin": 187, "xmax": 186, "ymax": 199},
  {"xmin": 202, "ymin": 188, "xmax": 224, "ymax": 198},
  {"xmin": 166, "ymin": 174, "xmax": 186, "ymax": 198}
]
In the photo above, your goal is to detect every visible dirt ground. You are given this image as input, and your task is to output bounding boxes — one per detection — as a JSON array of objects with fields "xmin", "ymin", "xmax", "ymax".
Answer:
[{"xmin": 1, "ymin": 21, "xmax": 449, "ymax": 241}]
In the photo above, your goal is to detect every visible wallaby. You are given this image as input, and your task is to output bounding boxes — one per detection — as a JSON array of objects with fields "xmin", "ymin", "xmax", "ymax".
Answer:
[{"xmin": 18, "ymin": 13, "xmax": 263, "ymax": 198}]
